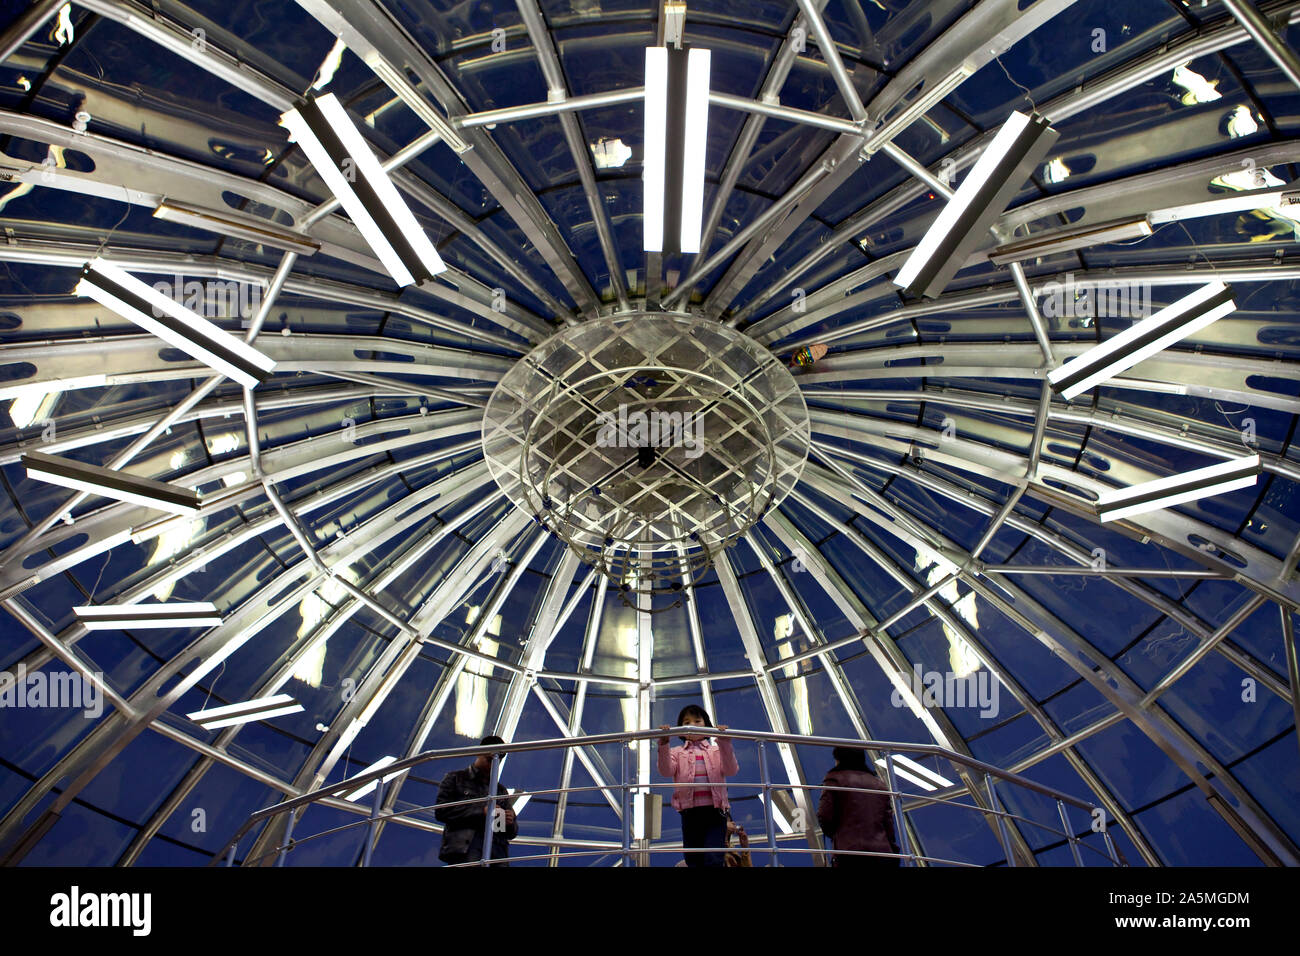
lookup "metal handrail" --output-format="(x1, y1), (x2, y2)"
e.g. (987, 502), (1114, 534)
(230, 780), (1113, 869)
(212, 727), (1119, 867)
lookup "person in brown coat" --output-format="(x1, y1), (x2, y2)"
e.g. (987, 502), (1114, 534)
(817, 747), (902, 867)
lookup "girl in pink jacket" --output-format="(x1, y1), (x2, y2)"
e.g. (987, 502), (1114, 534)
(657, 705), (739, 867)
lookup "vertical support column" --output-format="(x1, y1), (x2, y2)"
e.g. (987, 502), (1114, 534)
(985, 773), (1017, 867)
(621, 742), (633, 867)
(1281, 605), (1300, 764)
(480, 752), (501, 866)
(758, 741), (779, 867)
(224, 843), (237, 867)
(275, 808), (298, 867)
(361, 780), (385, 868)
(634, 566), (653, 858)
(1102, 826), (1122, 867)
(1057, 799), (1083, 867)
(883, 753), (914, 866)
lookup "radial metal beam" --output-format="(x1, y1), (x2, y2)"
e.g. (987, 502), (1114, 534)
(0, 463), (500, 861)
(1221, 0), (1300, 91)
(514, 0), (628, 311)
(294, 0), (599, 315)
(804, 413), (1300, 608)
(241, 511), (538, 864)
(796, 465), (1299, 864)
(714, 551), (828, 865)
(760, 512), (1057, 866)
(698, 0), (828, 258)
(550, 574), (609, 865)
(740, 14), (1300, 327)
(793, 0), (867, 123)
(809, 447), (1291, 704)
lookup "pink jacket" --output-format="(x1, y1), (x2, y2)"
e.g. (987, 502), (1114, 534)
(657, 736), (740, 811)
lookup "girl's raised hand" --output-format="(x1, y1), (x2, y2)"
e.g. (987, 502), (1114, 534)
(658, 724), (671, 746)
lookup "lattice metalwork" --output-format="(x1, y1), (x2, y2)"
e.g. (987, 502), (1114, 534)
(483, 313), (810, 598)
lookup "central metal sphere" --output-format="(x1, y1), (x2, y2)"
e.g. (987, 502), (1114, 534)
(482, 312), (810, 596)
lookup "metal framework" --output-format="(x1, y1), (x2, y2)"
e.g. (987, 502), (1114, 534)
(0, 0), (1297, 868)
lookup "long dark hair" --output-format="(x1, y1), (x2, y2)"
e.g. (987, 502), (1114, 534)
(677, 704), (713, 742)
(831, 746), (871, 772)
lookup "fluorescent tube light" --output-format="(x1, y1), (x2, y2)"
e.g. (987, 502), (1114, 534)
(280, 93), (445, 287)
(153, 201), (321, 256)
(988, 217), (1153, 266)
(643, 47), (667, 253)
(643, 45), (711, 254)
(0, 374), (108, 403)
(75, 601), (221, 629)
(876, 754), (954, 791)
(876, 758), (937, 791)
(1147, 186), (1299, 224)
(890, 753), (954, 788)
(75, 258), (276, 390)
(187, 693), (305, 729)
(1096, 454), (1261, 523)
(863, 67), (972, 156)
(1047, 281), (1236, 400)
(757, 793), (794, 834)
(894, 110), (1059, 298)
(507, 786), (530, 815)
(23, 449), (201, 516)
(343, 755), (403, 802)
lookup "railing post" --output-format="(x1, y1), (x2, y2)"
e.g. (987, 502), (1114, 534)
(480, 752), (501, 866)
(361, 780), (385, 868)
(621, 741), (632, 868)
(1057, 799), (1083, 867)
(984, 773), (1016, 867)
(275, 808), (297, 867)
(224, 842), (236, 867)
(1102, 824), (1121, 866)
(883, 753), (915, 867)
(758, 740), (779, 867)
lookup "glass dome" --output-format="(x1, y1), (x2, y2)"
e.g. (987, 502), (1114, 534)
(0, 0), (1297, 869)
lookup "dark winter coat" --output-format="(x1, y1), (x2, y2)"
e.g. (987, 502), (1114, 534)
(435, 765), (518, 863)
(817, 768), (900, 864)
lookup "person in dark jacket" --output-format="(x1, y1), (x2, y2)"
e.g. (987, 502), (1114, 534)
(435, 735), (518, 866)
(817, 746), (901, 867)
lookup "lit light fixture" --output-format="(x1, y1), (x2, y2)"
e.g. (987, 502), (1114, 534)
(74, 601), (222, 629)
(988, 217), (1154, 265)
(186, 693), (304, 729)
(23, 449), (201, 515)
(75, 258), (276, 390)
(342, 755), (403, 802)
(1096, 454), (1261, 522)
(1047, 281), (1236, 400)
(1171, 61), (1221, 105)
(507, 786), (530, 815)
(1147, 186), (1298, 224)
(279, 93), (446, 287)
(757, 792), (795, 834)
(876, 754), (954, 791)
(153, 200), (321, 256)
(7, 390), (59, 429)
(894, 111), (1059, 298)
(590, 137), (633, 169)
(862, 67), (972, 156)
(643, 45), (711, 254)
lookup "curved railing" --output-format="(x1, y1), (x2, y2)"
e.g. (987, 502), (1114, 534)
(211, 728), (1127, 867)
